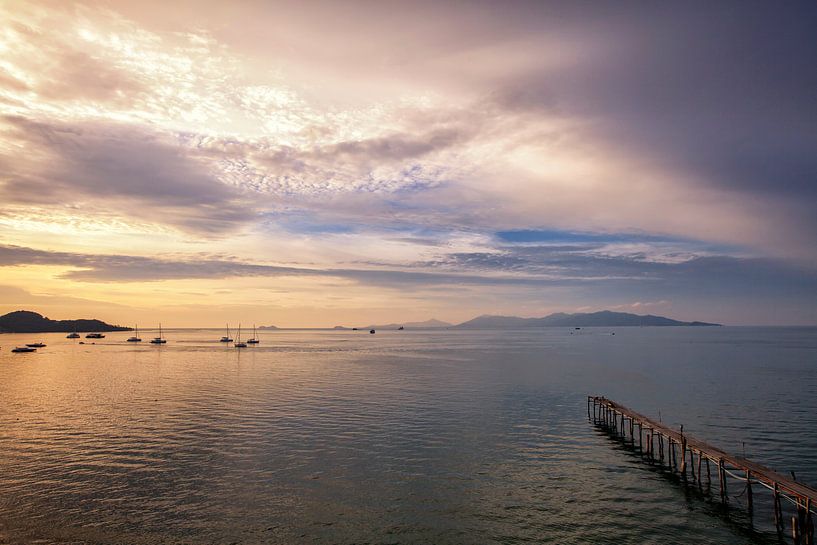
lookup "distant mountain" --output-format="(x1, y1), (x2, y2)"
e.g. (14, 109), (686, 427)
(364, 318), (453, 330)
(454, 311), (720, 329)
(0, 310), (130, 333)
(258, 325), (278, 330)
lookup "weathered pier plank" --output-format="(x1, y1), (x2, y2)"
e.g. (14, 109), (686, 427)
(588, 395), (816, 544)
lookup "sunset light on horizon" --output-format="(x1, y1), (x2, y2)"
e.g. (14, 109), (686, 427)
(1, 1), (816, 326)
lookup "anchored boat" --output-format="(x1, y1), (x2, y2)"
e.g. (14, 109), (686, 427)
(150, 324), (167, 344)
(234, 324), (247, 348)
(127, 324), (142, 342)
(247, 324), (260, 344)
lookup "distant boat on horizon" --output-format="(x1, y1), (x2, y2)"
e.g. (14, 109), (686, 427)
(234, 324), (247, 348)
(25, 342), (46, 348)
(127, 324), (142, 342)
(247, 324), (259, 344)
(86, 333), (105, 339)
(12, 346), (36, 353)
(150, 324), (167, 344)
(220, 324), (233, 343)
(67, 332), (80, 339)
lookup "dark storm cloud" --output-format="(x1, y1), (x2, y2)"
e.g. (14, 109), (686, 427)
(0, 116), (255, 235)
(0, 244), (573, 286)
(500, 2), (817, 204)
(254, 127), (470, 176)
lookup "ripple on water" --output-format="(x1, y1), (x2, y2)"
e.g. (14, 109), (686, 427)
(0, 327), (815, 544)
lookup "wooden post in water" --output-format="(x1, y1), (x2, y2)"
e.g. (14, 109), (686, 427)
(794, 513), (801, 545)
(638, 422), (643, 452)
(774, 482), (782, 531)
(746, 469), (753, 514)
(696, 452), (703, 485)
(690, 448), (696, 481)
(658, 434), (664, 463)
(806, 498), (814, 545)
(705, 457), (711, 483)
(680, 431), (687, 476)
(718, 458), (727, 501)
(795, 499), (806, 545)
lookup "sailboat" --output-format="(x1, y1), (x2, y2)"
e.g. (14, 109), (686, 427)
(67, 332), (80, 339)
(26, 342), (46, 348)
(234, 323), (247, 348)
(127, 324), (142, 342)
(219, 324), (233, 342)
(150, 323), (167, 344)
(247, 324), (260, 344)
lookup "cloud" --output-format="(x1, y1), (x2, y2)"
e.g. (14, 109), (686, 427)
(0, 116), (256, 235)
(0, 284), (128, 310)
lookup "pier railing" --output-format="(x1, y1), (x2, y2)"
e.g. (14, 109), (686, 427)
(588, 395), (816, 544)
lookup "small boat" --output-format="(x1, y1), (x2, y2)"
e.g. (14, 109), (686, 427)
(234, 324), (247, 348)
(127, 324), (141, 342)
(86, 333), (105, 339)
(26, 342), (46, 348)
(398, 326), (404, 330)
(150, 323), (167, 344)
(219, 324), (233, 343)
(370, 329), (375, 334)
(12, 346), (36, 353)
(247, 324), (260, 344)
(67, 332), (80, 339)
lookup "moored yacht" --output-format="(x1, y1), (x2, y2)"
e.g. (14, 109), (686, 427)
(219, 324), (233, 343)
(247, 324), (260, 344)
(67, 332), (80, 339)
(150, 323), (167, 344)
(234, 324), (247, 348)
(26, 342), (46, 348)
(12, 346), (36, 353)
(127, 324), (142, 342)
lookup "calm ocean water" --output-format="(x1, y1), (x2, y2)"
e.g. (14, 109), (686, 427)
(0, 327), (815, 544)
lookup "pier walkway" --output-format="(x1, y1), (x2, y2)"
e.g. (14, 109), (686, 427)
(588, 395), (816, 544)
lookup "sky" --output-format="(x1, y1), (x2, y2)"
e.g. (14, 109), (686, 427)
(0, 0), (816, 327)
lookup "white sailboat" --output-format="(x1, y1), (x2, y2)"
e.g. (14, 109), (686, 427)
(234, 323), (247, 348)
(219, 324), (233, 342)
(150, 323), (167, 344)
(247, 324), (260, 344)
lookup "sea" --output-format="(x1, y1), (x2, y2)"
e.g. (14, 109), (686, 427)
(0, 326), (815, 544)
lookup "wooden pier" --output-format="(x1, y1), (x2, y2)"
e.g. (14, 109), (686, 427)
(588, 395), (816, 544)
